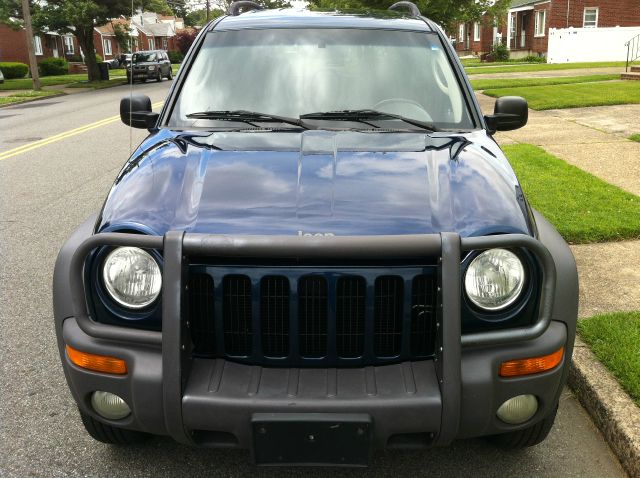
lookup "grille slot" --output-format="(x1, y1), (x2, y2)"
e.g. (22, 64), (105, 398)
(336, 276), (365, 358)
(298, 276), (328, 358)
(188, 273), (215, 355)
(411, 275), (437, 357)
(223, 275), (252, 356)
(260, 276), (290, 357)
(374, 276), (404, 357)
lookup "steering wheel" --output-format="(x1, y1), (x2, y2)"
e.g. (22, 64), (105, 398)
(372, 98), (433, 122)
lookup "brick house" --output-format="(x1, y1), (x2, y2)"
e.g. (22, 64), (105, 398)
(0, 23), (80, 65)
(454, 0), (640, 58)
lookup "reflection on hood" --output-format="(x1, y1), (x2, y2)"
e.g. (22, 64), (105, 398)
(98, 130), (529, 237)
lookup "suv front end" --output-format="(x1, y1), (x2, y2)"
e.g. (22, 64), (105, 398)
(53, 3), (578, 466)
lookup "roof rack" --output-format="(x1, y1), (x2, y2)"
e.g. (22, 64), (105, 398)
(388, 1), (421, 17)
(228, 1), (264, 16)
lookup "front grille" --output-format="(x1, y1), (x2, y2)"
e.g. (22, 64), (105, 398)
(188, 269), (438, 367)
(261, 276), (290, 357)
(336, 276), (365, 358)
(374, 276), (404, 357)
(223, 275), (252, 356)
(298, 276), (328, 358)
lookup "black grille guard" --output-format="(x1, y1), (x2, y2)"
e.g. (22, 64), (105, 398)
(67, 231), (556, 446)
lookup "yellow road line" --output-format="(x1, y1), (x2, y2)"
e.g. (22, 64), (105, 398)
(0, 101), (164, 162)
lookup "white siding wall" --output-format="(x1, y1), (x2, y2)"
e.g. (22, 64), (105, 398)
(548, 26), (640, 63)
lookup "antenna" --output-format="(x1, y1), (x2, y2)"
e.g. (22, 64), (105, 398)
(388, 1), (421, 17)
(228, 1), (264, 16)
(129, 0), (134, 155)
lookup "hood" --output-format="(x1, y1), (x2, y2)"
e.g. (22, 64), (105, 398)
(97, 130), (531, 237)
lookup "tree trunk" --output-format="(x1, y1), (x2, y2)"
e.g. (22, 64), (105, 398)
(75, 25), (101, 82)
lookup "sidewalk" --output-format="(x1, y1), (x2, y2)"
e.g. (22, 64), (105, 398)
(476, 93), (640, 197)
(477, 91), (640, 477)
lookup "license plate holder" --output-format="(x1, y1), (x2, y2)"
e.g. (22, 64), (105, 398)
(252, 413), (372, 466)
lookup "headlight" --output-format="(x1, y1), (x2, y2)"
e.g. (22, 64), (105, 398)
(102, 247), (161, 309)
(464, 248), (525, 311)
(147, 65), (156, 70)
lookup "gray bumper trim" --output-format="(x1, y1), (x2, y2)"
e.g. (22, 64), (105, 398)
(67, 231), (556, 446)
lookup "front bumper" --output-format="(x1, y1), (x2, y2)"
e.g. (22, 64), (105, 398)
(53, 219), (578, 460)
(62, 316), (567, 450)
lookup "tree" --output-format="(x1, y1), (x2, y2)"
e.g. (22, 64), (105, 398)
(33, 0), (134, 81)
(0, 0), (24, 29)
(175, 28), (198, 54)
(308, 0), (509, 32)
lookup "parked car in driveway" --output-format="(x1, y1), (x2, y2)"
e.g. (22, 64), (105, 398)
(126, 50), (172, 82)
(54, 1), (578, 467)
(0, 69), (4, 84)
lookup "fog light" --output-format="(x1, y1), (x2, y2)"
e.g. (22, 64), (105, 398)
(496, 394), (538, 425)
(91, 391), (131, 420)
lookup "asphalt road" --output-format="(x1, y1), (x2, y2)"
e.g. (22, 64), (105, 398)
(0, 82), (628, 477)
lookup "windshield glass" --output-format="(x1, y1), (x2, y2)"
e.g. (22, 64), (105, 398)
(133, 52), (156, 63)
(170, 28), (474, 130)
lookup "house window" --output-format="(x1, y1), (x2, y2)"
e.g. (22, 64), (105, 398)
(103, 38), (112, 56)
(583, 7), (598, 28)
(534, 9), (546, 37)
(459, 24), (465, 42)
(148, 38), (155, 50)
(33, 35), (43, 55)
(474, 22), (481, 42)
(63, 35), (74, 54)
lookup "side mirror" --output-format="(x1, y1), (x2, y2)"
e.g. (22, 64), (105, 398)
(120, 94), (159, 129)
(484, 96), (528, 134)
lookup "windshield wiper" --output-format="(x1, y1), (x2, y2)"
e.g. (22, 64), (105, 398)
(186, 110), (312, 130)
(300, 109), (440, 132)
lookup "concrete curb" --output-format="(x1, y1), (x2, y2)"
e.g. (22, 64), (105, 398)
(569, 337), (640, 478)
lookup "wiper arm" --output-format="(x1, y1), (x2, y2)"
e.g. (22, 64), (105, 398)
(186, 110), (312, 129)
(300, 109), (439, 132)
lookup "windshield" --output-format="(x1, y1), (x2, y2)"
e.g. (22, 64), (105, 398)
(170, 28), (474, 130)
(133, 52), (156, 63)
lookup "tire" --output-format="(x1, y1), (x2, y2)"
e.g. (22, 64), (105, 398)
(489, 402), (558, 449)
(156, 70), (162, 82)
(167, 68), (172, 80)
(79, 410), (151, 445)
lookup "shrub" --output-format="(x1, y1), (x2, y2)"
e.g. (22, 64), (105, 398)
(490, 42), (510, 62)
(0, 61), (29, 79)
(168, 50), (184, 63)
(39, 57), (69, 76)
(94, 54), (103, 63)
(68, 54), (84, 62)
(175, 29), (198, 54)
(518, 54), (546, 63)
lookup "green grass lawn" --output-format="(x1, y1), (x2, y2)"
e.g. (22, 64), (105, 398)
(0, 69), (127, 91)
(504, 144), (640, 243)
(630, 134), (640, 143)
(484, 81), (640, 110)
(578, 312), (640, 406)
(464, 60), (634, 75)
(470, 74), (619, 90)
(0, 90), (60, 106)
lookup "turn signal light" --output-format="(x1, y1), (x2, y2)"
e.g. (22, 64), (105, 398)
(499, 346), (564, 377)
(66, 345), (128, 375)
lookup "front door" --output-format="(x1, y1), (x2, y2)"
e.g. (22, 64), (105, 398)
(521, 14), (528, 48)
(51, 36), (59, 57)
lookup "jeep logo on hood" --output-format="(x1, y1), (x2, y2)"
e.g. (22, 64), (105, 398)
(298, 230), (335, 237)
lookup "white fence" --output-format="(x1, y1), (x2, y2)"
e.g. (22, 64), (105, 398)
(547, 26), (640, 63)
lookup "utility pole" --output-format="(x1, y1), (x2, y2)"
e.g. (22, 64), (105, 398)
(21, 0), (41, 91)
(206, 0), (211, 21)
